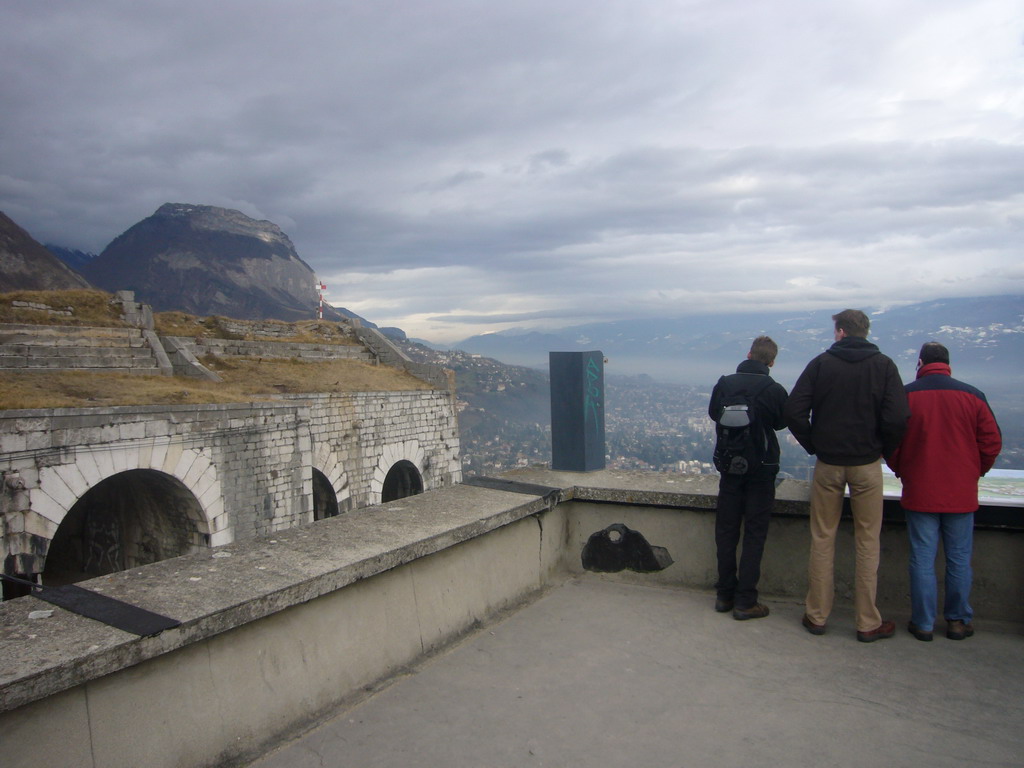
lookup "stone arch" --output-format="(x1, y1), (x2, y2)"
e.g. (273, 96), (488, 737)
(381, 460), (424, 503)
(44, 469), (208, 586)
(371, 440), (426, 505)
(312, 442), (352, 521)
(312, 469), (339, 520)
(24, 439), (225, 561)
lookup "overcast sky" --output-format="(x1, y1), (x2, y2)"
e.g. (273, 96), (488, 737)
(2, 0), (1022, 342)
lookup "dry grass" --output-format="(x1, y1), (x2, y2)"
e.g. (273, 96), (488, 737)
(154, 313), (361, 345)
(0, 291), (419, 410)
(151, 311), (210, 337)
(208, 356), (432, 393)
(0, 290), (359, 346)
(0, 358), (432, 411)
(0, 290), (125, 327)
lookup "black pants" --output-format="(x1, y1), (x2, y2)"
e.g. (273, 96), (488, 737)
(715, 474), (775, 610)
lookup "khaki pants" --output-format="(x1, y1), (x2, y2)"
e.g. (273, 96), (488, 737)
(806, 459), (884, 632)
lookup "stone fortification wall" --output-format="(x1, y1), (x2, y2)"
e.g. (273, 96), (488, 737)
(0, 390), (461, 580)
(0, 293), (462, 588)
(0, 402), (311, 577)
(299, 391), (461, 513)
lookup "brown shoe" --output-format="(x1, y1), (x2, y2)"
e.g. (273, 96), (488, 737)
(715, 597), (734, 613)
(907, 622), (933, 642)
(802, 614), (826, 635)
(946, 620), (975, 640)
(733, 603), (769, 620)
(857, 620), (896, 643)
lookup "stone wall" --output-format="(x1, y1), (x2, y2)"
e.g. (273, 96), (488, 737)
(1, 390), (461, 581)
(299, 391), (462, 512)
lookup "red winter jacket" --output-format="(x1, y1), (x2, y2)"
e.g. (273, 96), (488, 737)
(888, 363), (1002, 513)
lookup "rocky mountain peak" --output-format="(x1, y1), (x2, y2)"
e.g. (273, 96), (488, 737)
(153, 203), (293, 248)
(82, 203), (333, 322)
(0, 210), (92, 292)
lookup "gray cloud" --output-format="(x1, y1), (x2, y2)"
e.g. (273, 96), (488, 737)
(2, 0), (1022, 343)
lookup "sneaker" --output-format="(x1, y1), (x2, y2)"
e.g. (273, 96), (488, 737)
(802, 614), (827, 636)
(714, 598), (734, 613)
(733, 603), (769, 620)
(907, 622), (933, 642)
(857, 620), (896, 643)
(946, 620), (975, 641)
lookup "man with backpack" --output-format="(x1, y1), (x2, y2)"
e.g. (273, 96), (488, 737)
(784, 309), (909, 642)
(709, 335), (789, 620)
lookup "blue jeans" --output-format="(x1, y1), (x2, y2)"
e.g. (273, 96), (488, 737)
(905, 509), (974, 631)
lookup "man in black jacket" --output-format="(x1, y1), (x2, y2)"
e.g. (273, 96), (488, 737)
(709, 336), (789, 620)
(785, 309), (909, 642)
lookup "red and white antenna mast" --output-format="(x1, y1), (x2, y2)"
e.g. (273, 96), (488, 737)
(315, 279), (327, 319)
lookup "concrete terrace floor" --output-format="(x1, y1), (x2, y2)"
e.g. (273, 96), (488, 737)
(247, 577), (1024, 768)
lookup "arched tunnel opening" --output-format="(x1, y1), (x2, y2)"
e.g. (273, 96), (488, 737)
(44, 469), (208, 586)
(381, 460), (424, 503)
(312, 468), (342, 520)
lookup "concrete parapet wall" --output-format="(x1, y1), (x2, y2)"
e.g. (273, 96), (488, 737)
(1, 469), (1020, 768)
(0, 484), (563, 768)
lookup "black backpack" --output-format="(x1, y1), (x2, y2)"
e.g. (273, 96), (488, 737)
(712, 376), (774, 476)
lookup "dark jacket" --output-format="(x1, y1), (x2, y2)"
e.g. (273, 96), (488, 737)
(709, 358), (788, 480)
(887, 362), (1002, 513)
(784, 337), (909, 466)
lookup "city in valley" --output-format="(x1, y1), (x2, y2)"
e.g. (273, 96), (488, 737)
(400, 342), (1024, 482)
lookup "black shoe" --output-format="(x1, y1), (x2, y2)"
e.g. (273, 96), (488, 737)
(946, 620), (975, 640)
(907, 622), (933, 642)
(733, 603), (769, 620)
(715, 597), (734, 613)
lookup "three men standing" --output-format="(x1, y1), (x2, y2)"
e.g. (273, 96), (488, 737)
(888, 342), (1002, 641)
(709, 336), (788, 620)
(784, 310), (909, 642)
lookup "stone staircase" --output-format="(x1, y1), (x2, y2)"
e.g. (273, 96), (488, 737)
(0, 323), (163, 375)
(186, 337), (377, 363)
(0, 313), (448, 392)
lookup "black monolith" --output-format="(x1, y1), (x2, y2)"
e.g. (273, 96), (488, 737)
(550, 350), (605, 471)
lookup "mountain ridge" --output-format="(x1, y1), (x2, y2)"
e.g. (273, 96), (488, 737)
(0, 210), (93, 292)
(81, 203), (339, 322)
(450, 296), (1024, 387)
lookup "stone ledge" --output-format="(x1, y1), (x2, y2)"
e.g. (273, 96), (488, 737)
(504, 467), (811, 513)
(0, 482), (554, 712)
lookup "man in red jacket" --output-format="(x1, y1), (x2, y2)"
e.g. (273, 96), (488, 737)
(888, 342), (1002, 642)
